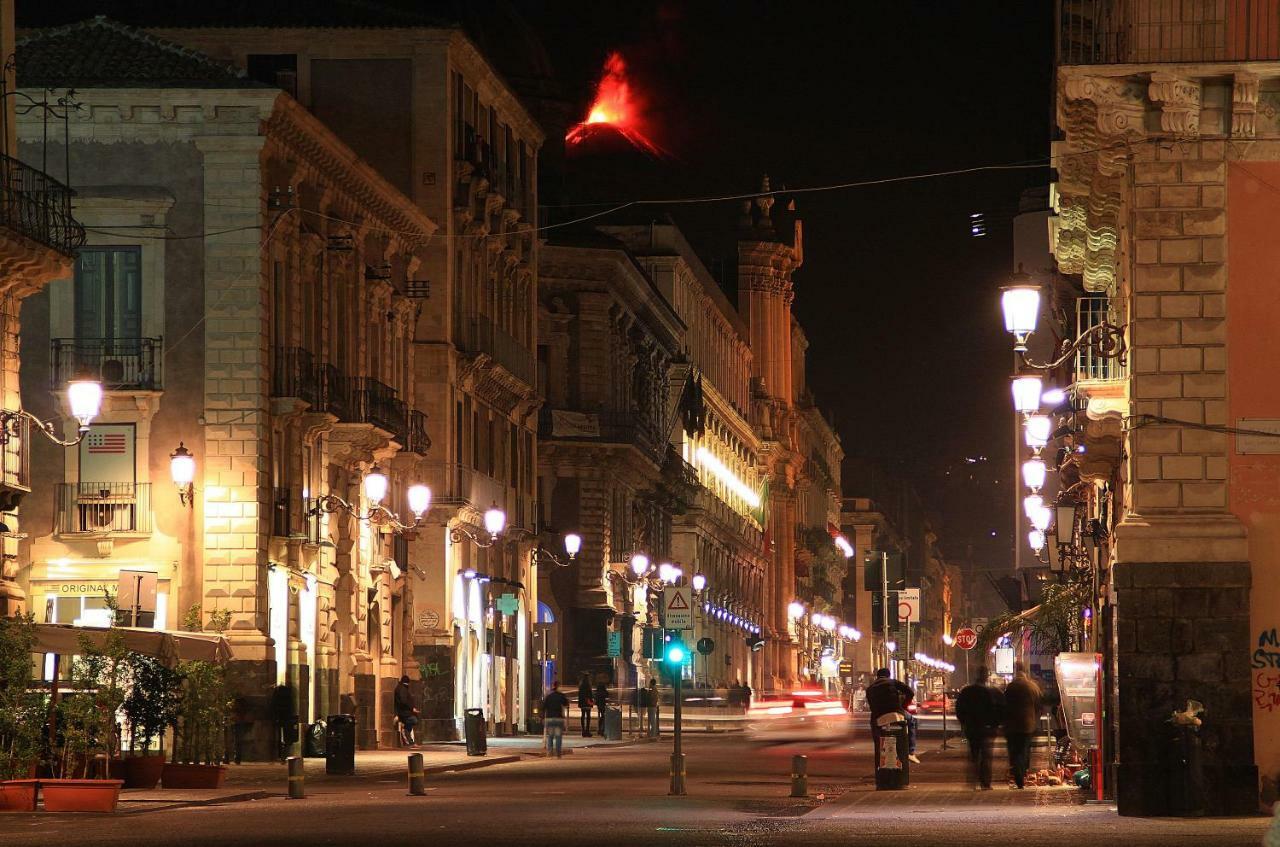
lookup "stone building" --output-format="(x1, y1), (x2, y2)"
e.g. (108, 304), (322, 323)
(14, 19), (437, 754)
(155, 20), (543, 739)
(0, 0), (85, 617)
(1050, 2), (1278, 813)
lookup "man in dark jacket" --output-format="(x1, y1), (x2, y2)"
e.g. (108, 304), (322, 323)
(594, 679), (610, 736)
(577, 673), (594, 737)
(955, 666), (1004, 790)
(864, 667), (914, 757)
(542, 681), (570, 758)
(1002, 664), (1043, 788)
(393, 675), (419, 747)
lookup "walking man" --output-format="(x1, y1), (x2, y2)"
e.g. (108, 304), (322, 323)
(542, 681), (570, 758)
(955, 666), (1003, 790)
(864, 668), (915, 763)
(393, 675), (419, 747)
(577, 672), (594, 737)
(646, 679), (659, 738)
(595, 677), (610, 737)
(1003, 663), (1043, 788)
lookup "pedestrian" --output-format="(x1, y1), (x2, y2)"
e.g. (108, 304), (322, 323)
(594, 677), (610, 736)
(1002, 663), (1043, 788)
(955, 666), (1004, 790)
(230, 695), (252, 765)
(740, 681), (752, 712)
(393, 674), (419, 747)
(577, 672), (594, 737)
(646, 678), (659, 738)
(270, 683), (297, 762)
(864, 668), (915, 763)
(542, 680), (570, 758)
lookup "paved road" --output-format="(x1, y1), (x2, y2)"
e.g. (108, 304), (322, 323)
(1, 735), (1270, 846)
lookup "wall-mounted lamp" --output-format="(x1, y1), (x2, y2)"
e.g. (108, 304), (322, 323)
(0, 379), (103, 448)
(450, 502), (507, 548)
(169, 442), (195, 507)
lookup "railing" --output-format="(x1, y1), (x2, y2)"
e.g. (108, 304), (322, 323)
(407, 409), (431, 455)
(1058, 0), (1280, 64)
(0, 153), (85, 256)
(1075, 295), (1128, 382)
(51, 338), (162, 391)
(351, 377), (409, 441)
(55, 482), (151, 534)
(271, 486), (297, 537)
(271, 347), (320, 405)
(317, 363), (352, 421)
(538, 407), (666, 460)
(1, 413), (30, 492)
(457, 316), (536, 387)
(422, 462), (533, 528)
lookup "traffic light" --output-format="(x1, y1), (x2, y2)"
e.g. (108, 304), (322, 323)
(863, 551), (905, 591)
(641, 626), (664, 659)
(871, 590), (900, 633)
(665, 637), (687, 664)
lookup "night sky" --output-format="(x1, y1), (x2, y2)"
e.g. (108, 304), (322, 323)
(19, 0), (1053, 573)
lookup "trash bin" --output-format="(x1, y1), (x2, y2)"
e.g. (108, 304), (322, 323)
(305, 719), (327, 758)
(602, 706), (623, 741)
(874, 718), (911, 790)
(464, 708), (487, 756)
(325, 714), (356, 775)
(1167, 723), (1206, 816)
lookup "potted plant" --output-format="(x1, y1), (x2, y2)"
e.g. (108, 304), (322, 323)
(0, 614), (43, 811)
(162, 659), (230, 788)
(120, 654), (180, 789)
(43, 615), (126, 812)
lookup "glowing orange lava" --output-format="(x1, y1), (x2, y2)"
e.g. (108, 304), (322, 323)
(566, 51), (663, 157)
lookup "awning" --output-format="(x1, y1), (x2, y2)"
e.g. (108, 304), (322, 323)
(32, 624), (232, 666)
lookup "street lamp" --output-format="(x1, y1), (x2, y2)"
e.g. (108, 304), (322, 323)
(311, 469), (432, 535)
(1011, 375), (1043, 416)
(169, 442), (195, 507)
(787, 601), (805, 620)
(1056, 504), (1077, 546)
(1028, 529), (1046, 552)
(483, 503), (506, 539)
(833, 535), (854, 557)
(564, 533), (582, 559)
(1000, 274), (1041, 352)
(691, 573), (707, 592)
(657, 562), (675, 583)
(407, 484), (432, 520)
(363, 465), (389, 506)
(0, 379), (103, 448)
(630, 552), (651, 578)
(1023, 494), (1044, 519)
(1030, 505), (1052, 533)
(533, 531), (582, 568)
(1021, 457), (1047, 492)
(999, 275), (1126, 369)
(1024, 415), (1052, 450)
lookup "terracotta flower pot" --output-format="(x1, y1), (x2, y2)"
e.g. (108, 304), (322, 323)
(123, 755), (166, 789)
(0, 779), (40, 812)
(160, 763), (226, 789)
(40, 779), (124, 812)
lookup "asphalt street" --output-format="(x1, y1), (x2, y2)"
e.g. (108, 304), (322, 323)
(1, 732), (1271, 846)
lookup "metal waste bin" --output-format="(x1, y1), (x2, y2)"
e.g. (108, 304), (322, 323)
(874, 719), (911, 790)
(464, 708), (487, 756)
(1167, 723), (1205, 816)
(602, 706), (623, 740)
(325, 714), (356, 775)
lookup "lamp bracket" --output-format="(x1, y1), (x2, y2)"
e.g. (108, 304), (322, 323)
(1019, 321), (1127, 372)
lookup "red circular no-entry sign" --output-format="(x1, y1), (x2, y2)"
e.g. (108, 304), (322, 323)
(955, 628), (978, 651)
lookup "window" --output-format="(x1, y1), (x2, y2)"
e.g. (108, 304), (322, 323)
(75, 248), (141, 341)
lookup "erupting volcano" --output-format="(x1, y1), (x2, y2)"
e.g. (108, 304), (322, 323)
(565, 51), (665, 157)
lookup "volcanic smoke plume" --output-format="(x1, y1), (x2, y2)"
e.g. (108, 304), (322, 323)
(565, 51), (665, 157)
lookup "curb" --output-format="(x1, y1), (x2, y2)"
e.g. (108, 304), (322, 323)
(423, 754), (521, 775)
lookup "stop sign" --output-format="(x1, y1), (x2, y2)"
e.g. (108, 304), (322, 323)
(955, 628), (978, 650)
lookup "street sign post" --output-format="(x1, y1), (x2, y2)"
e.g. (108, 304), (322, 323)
(954, 628), (978, 650)
(897, 588), (921, 624)
(663, 586), (693, 630)
(607, 630), (622, 658)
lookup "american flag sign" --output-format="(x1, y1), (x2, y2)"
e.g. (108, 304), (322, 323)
(87, 432), (128, 454)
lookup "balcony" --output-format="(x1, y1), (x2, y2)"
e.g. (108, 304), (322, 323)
(457, 316), (535, 387)
(422, 462), (533, 529)
(271, 347), (320, 406)
(406, 409), (431, 455)
(0, 153), (85, 256)
(1074, 295), (1128, 383)
(55, 482), (152, 534)
(1059, 0), (1280, 64)
(0, 414), (31, 510)
(351, 378), (409, 442)
(538, 408), (666, 461)
(317, 363), (352, 420)
(51, 338), (162, 391)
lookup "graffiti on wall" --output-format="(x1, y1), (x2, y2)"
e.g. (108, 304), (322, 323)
(1253, 628), (1280, 712)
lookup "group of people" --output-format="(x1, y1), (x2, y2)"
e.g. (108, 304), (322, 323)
(538, 673), (614, 758)
(955, 663), (1043, 789)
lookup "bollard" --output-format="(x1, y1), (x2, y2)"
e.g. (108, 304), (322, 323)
(791, 754), (808, 798)
(287, 755), (305, 799)
(669, 752), (687, 796)
(407, 753), (426, 796)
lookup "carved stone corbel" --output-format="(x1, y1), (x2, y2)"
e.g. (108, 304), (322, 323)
(1148, 73), (1202, 137)
(1232, 72), (1260, 139)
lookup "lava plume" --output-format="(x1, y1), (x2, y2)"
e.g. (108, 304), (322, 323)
(565, 51), (665, 157)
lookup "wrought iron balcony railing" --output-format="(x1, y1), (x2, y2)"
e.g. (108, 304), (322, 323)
(1059, 0), (1280, 64)
(271, 347), (320, 406)
(51, 338), (163, 391)
(1075, 295), (1128, 382)
(317, 363), (352, 421)
(407, 409), (431, 455)
(0, 153), (85, 256)
(55, 482), (152, 534)
(0, 413), (30, 505)
(351, 377), (409, 441)
(456, 316), (535, 387)
(538, 407), (665, 460)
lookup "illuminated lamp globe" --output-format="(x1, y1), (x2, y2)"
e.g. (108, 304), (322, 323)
(1024, 415), (1052, 449)
(363, 466), (389, 506)
(1021, 458), (1047, 492)
(1001, 280), (1041, 349)
(1028, 529), (1046, 552)
(811, 612), (823, 626)
(630, 553), (650, 577)
(407, 484), (432, 519)
(787, 601), (805, 620)
(691, 573), (707, 592)
(67, 379), (103, 429)
(1041, 388), (1067, 407)
(886, 640), (898, 653)
(1030, 505), (1053, 532)
(483, 503), (506, 538)
(670, 566), (684, 583)
(851, 629), (862, 641)
(821, 616), (836, 632)
(1023, 494), (1044, 519)
(169, 443), (195, 486)
(942, 633), (955, 646)
(657, 562), (674, 583)
(563, 533), (582, 559)
(1011, 375), (1043, 415)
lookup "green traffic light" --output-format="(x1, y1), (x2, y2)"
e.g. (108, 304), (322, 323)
(666, 643), (686, 663)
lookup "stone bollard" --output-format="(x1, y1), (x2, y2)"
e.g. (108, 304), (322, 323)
(791, 754), (808, 798)
(287, 755), (305, 799)
(408, 753), (426, 796)
(669, 753), (687, 796)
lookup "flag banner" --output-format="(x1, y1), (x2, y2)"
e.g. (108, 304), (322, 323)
(550, 410), (600, 437)
(79, 424), (136, 484)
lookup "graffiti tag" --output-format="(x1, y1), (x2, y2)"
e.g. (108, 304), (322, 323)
(1254, 630), (1280, 713)
(419, 661), (446, 679)
(1253, 628), (1280, 669)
